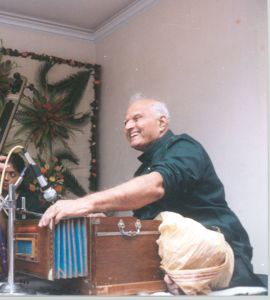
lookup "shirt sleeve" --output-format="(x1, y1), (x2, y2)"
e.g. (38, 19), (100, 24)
(150, 139), (205, 197)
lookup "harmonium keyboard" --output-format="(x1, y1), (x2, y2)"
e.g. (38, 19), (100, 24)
(15, 216), (166, 295)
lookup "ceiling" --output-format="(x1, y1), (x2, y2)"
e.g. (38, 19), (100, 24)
(0, 0), (158, 41)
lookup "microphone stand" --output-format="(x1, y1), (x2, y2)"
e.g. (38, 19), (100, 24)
(0, 161), (55, 295)
(7, 184), (16, 293)
(0, 184), (28, 295)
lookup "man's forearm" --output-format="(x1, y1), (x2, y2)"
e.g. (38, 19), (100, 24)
(38, 171), (165, 227)
(84, 171), (165, 213)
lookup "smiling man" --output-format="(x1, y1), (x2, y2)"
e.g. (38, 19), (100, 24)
(38, 93), (264, 294)
(124, 97), (169, 151)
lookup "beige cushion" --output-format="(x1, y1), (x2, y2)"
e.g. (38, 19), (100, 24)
(155, 211), (234, 295)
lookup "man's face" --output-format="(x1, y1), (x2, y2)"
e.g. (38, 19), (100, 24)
(124, 99), (167, 151)
(1, 164), (20, 191)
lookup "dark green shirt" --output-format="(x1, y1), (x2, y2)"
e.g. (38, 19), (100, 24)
(133, 130), (263, 287)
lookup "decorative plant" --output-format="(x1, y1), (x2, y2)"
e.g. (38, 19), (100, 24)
(1, 45), (101, 191)
(14, 62), (93, 197)
(0, 53), (15, 111)
(15, 62), (91, 159)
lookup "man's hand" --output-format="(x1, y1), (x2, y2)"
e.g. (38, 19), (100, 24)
(38, 198), (107, 227)
(38, 198), (91, 227)
(164, 274), (183, 295)
(0, 156), (7, 171)
(87, 212), (106, 218)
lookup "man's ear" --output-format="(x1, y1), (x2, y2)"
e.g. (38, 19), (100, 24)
(159, 116), (168, 133)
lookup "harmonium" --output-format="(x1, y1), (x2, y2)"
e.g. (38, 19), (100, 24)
(14, 216), (166, 295)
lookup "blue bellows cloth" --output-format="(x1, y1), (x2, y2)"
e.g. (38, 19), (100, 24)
(54, 218), (88, 279)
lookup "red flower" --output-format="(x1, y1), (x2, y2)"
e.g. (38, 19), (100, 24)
(43, 103), (53, 111)
(54, 185), (63, 193)
(29, 183), (36, 192)
(40, 167), (47, 174)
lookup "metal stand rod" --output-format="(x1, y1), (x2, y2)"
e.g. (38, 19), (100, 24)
(0, 184), (27, 295)
(0, 168), (32, 294)
(7, 183), (16, 293)
(16, 208), (42, 218)
(21, 197), (26, 220)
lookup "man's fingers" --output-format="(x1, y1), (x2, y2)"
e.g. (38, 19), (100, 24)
(164, 274), (182, 295)
(38, 213), (52, 227)
(38, 204), (58, 227)
(168, 287), (180, 295)
(38, 201), (70, 227)
(0, 156), (7, 171)
(164, 274), (173, 284)
(87, 213), (106, 218)
(54, 210), (66, 224)
(38, 199), (89, 227)
(38, 216), (47, 227)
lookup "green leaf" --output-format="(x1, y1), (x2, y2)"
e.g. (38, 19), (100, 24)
(54, 149), (79, 165)
(61, 71), (91, 114)
(63, 169), (86, 197)
(67, 112), (90, 126)
(13, 125), (31, 138)
(37, 62), (54, 92)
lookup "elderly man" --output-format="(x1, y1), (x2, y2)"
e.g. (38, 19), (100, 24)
(38, 94), (264, 294)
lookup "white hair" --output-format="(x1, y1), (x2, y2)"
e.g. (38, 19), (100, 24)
(129, 92), (170, 121)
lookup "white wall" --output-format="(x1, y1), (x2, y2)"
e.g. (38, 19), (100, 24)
(0, 23), (96, 62)
(96, 0), (268, 274)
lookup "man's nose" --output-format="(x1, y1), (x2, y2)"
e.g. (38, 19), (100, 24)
(125, 119), (135, 131)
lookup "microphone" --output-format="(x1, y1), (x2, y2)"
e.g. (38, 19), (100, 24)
(23, 151), (58, 202)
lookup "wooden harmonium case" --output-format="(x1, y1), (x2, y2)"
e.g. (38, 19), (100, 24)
(15, 218), (88, 280)
(15, 216), (166, 295)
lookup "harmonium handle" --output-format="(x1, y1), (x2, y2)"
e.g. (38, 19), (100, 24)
(117, 219), (142, 237)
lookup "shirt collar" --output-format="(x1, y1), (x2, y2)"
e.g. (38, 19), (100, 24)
(137, 130), (174, 163)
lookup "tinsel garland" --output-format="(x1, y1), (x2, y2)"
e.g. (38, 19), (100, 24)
(89, 65), (101, 191)
(0, 46), (101, 191)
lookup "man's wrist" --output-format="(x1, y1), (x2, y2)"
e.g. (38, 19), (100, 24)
(79, 194), (96, 214)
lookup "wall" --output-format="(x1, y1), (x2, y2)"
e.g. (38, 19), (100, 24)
(0, 24), (96, 62)
(96, 0), (268, 274)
